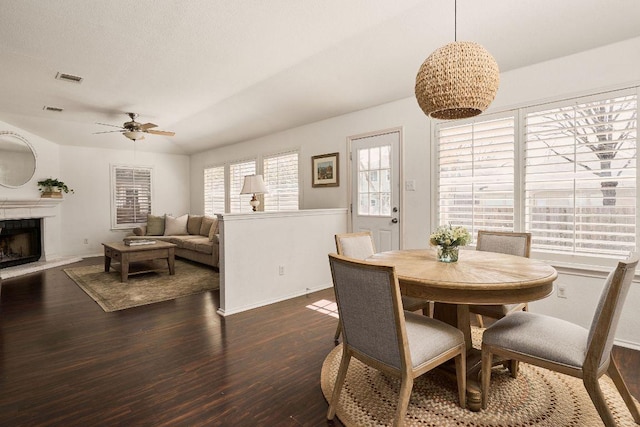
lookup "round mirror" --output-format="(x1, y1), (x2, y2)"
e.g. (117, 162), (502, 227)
(0, 131), (37, 187)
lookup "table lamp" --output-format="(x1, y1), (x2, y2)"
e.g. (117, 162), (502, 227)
(240, 174), (268, 211)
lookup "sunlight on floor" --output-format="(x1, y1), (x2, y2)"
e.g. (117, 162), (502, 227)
(306, 299), (339, 318)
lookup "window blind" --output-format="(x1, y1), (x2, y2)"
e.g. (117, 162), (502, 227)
(263, 151), (299, 211)
(204, 166), (225, 216)
(112, 166), (152, 228)
(436, 116), (516, 239)
(229, 160), (256, 213)
(524, 93), (637, 256)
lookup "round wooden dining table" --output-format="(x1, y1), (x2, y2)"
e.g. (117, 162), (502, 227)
(366, 248), (558, 411)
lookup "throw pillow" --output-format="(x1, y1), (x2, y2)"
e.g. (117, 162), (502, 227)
(146, 214), (165, 236)
(187, 215), (203, 235)
(200, 216), (215, 236)
(208, 218), (219, 242)
(164, 214), (189, 236)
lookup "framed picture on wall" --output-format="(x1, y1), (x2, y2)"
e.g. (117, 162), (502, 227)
(311, 152), (339, 187)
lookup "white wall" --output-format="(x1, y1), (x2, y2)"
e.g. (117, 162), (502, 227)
(217, 209), (347, 316)
(0, 120), (191, 259)
(0, 121), (64, 257)
(59, 145), (190, 257)
(191, 36), (640, 347)
(0, 121), (62, 200)
(189, 97), (431, 250)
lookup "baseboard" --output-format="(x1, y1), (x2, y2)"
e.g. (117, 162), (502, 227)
(217, 283), (332, 317)
(614, 338), (640, 352)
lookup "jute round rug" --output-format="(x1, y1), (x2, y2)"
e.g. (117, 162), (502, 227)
(321, 329), (639, 426)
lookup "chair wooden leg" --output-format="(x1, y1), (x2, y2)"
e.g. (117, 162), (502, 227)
(509, 360), (519, 378)
(327, 347), (351, 420)
(333, 321), (342, 343)
(583, 375), (617, 427)
(607, 357), (640, 423)
(428, 301), (435, 318)
(476, 313), (485, 328)
(454, 351), (466, 409)
(481, 348), (493, 410)
(394, 374), (414, 427)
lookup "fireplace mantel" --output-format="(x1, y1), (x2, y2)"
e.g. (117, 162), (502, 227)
(0, 197), (80, 279)
(0, 198), (63, 219)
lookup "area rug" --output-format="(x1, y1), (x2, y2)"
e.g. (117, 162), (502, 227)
(64, 259), (219, 312)
(321, 328), (639, 426)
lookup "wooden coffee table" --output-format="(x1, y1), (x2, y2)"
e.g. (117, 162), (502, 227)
(102, 241), (177, 283)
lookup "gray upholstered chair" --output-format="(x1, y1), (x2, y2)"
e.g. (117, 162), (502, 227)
(481, 253), (640, 427)
(333, 232), (433, 342)
(327, 253), (466, 425)
(470, 230), (532, 328)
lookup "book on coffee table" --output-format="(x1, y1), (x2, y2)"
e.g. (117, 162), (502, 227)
(124, 239), (156, 246)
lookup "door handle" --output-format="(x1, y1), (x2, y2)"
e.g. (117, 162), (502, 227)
(391, 218), (398, 224)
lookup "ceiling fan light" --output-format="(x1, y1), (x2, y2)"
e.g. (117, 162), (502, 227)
(123, 130), (144, 141)
(415, 41), (500, 120)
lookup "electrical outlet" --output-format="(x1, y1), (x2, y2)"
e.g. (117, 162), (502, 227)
(279, 265), (285, 275)
(557, 285), (567, 299)
(83, 238), (89, 245)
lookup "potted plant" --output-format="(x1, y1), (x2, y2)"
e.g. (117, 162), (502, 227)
(37, 178), (74, 198)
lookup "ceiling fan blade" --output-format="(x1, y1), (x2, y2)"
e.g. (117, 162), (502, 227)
(139, 122), (158, 130)
(93, 130), (125, 134)
(146, 129), (175, 136)
(95, 122), (125, 129)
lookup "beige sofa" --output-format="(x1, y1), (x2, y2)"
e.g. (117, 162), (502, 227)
(125, 214), (219, 268)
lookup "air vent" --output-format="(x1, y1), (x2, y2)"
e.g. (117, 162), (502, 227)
(55, 72), (83, 83)
(43, 106), (64, 112)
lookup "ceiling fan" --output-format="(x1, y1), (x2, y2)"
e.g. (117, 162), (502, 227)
(94, 112), (175, 141)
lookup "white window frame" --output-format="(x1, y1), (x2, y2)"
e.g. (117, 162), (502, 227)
(433, 86), (639, 269)
(204, 149), (301, 215)
(433, 111), (517, 240)
(204, 164), (225, 217)
(263, 150), (300, 211)
(523, 89), (637, 261)
(110, 164), (153, 230)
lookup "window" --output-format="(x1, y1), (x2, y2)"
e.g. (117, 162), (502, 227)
(204, 166), (225, 216)
(263, 151), (299, 211)
(229, 160), (256, 213)
(436, 115), (515, 238)
(358, 145), (392, 216)
(435, 88), (638, 260)
(524, 93), (637, 256)
(111, 165), (152, 229)
(206, 151), (300, 214)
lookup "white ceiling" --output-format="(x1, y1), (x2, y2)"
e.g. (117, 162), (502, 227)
(1, 0), (640, 155)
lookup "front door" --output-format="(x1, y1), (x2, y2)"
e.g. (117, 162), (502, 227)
(349, 129), (401, 252)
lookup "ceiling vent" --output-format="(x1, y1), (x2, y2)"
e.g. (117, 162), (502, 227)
(55, 72), (83, 83)
(43, 106), (64, 112)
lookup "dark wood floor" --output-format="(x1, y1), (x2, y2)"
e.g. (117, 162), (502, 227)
(0, 257), (638, 426)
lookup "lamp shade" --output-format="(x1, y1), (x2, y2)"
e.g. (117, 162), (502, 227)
(123, 130), (145, 141)
(415, 41), (499, 120)
(240, 174), (268, 194)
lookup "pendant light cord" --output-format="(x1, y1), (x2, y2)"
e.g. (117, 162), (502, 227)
(454, 0), (457, 42)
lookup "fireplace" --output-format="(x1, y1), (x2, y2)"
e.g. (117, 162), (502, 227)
(0, 219), (42, 269)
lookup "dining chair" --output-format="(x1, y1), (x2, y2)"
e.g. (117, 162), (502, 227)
(470, 230), (532, 328)
(333, 232), (433, 342)
(327, 253), (466, 426)
(480, 253), (640, 427)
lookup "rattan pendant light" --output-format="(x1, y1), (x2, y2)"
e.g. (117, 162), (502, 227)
(415, 1), (499, 120)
